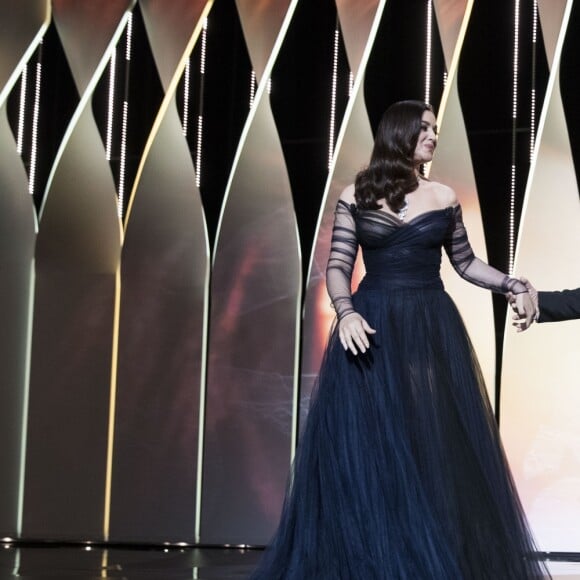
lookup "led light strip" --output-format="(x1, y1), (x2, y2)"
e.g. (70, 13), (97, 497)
(183, 58), (191, 137)
(530, 0), (538, 161)
(117, 13), (133, 217)
(29, 40), (43, 196)
(425, 0), (432, 104)
(16, 66), (28, 155)
(106, 50), (117, 161)
(249, 70), (256, 108)
(328, 24), (339, 169)
(509, 0), (520, 274)
(195, 17), (208, 187)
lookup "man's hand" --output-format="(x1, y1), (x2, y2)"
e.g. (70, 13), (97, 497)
(507, 277), (539, 332)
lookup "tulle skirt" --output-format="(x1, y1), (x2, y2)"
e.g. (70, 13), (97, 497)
(251, 283), (549, 579)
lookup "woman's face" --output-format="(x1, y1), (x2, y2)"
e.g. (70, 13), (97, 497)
(413, 109), (438, 165)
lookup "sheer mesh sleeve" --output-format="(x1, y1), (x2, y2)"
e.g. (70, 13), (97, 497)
(326, 200), (359, 320)
(443, 205), (527, 294)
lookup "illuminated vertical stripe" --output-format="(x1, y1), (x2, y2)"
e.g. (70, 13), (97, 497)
(200, 18), (208, 76)
(106, 50), (117, 161)
(328, 23), (339, 169)
(249, 70), (256, 108)
(118, 101), (129, 218)
(425, 0), (432, 104)
(101, 550), (108, 579)
(530, 0), (538, 161)
(183, 58), (191, 137)
(118, 13), (133, 218)
(16, 66), (28, 155)
(348, 71), (354, 97)
(17, 263), (35, 536)
(29, 40), (43, 196)
(194, 18), (208, 188)
(509, 0), (520, 273)
(103, 269), (121, 541)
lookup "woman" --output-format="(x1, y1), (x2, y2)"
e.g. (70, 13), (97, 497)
(251, 101), (549, 579)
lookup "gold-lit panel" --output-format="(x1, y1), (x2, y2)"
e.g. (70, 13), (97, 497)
(110, 0), (211, 543)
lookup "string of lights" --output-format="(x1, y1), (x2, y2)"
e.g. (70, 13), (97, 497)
(509, 0), (520, 274)
(28, 39), (43, 197)
(195, 17), (208, 188)
(182, 58), (191, 137)
(105, 50), (117, 161)
(530, 0), (538, 161)
(16, 65), (28, 155)
(425, 0), (432, 105)
(117, 12), (133, 218)
(328, 21), (340, 170)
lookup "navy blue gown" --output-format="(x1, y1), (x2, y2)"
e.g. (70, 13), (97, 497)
(251, 201), (550, 579)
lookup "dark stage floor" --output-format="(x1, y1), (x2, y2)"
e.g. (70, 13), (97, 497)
(1, 543), (579, 579)
(0, 544), (261, 579)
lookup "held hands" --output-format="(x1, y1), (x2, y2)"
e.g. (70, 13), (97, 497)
(338, 312), (376, 355)
(507, 277), (539, 332)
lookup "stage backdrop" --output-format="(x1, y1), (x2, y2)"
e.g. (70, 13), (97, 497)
(0, 0), (578, 550)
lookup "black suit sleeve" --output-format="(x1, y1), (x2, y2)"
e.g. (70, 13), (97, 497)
(537, 288), (580, 322)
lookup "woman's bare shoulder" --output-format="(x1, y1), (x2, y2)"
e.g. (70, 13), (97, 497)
(339, 184), (356, 204)
(427, 180), (458, 208)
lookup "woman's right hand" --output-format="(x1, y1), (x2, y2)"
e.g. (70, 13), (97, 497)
(338, 312), (376, 355)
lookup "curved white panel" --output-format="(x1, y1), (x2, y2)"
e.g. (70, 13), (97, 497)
(201, 1), (301, 545)
(500, 0), (580, 552)
(0, 0), (48, 538)
(23, 2), (133, 540)
(429, 0), (496, 399)
(300, 1), (385, 417)
(110, 0), (211, 543)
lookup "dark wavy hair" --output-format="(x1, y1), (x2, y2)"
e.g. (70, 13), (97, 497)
(354, 100), (433, 211)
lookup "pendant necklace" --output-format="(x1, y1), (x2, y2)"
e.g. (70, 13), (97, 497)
(397, 196), (409, 220)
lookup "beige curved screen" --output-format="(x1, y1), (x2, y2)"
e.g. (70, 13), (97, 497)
(500, 0), (580, 551)
(0, 0), (48, 538)
(201, 1), (301, 545)
(300, 0), (382, 425)
(22, 1), (132, 540)
(429, 0), (497, 401)
(109, 0), (212, 544)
